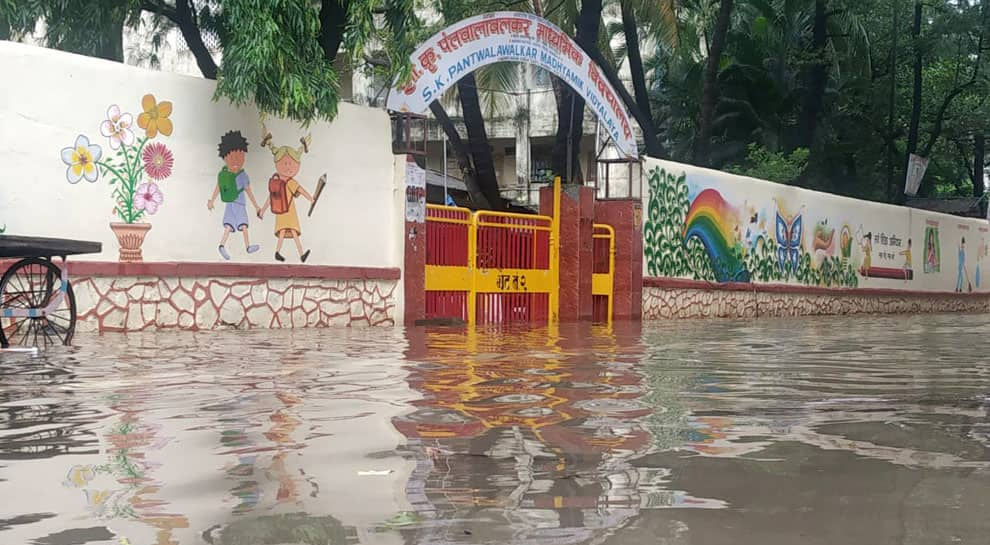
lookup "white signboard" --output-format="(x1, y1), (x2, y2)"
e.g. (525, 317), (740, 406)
(405, 157), (427, 223)
(386, 11), (639, 159)
(904, 153), (928, 196)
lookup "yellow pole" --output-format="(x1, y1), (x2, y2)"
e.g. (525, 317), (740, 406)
(549, 176), (561, 323)
(467, 211), (477, 326)
(607, 228), (615, 325)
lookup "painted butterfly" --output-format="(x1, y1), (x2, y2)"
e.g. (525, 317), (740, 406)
(776, 211), (803, 272)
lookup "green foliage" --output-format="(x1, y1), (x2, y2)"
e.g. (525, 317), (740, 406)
(728, 144), (810, 184)
(216, 1), (340, 125)
(1, 0), (142, 60)
(648, 0), (990, 201)
(2, 0), (419, 125)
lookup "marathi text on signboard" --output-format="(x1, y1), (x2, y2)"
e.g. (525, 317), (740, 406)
(386, 11), (639, 159)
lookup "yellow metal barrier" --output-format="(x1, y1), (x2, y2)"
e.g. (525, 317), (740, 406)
(592, 223), (615, 323)
(425, 178), (563, 326)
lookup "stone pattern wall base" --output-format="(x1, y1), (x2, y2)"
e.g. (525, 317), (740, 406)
(643, 286), (990, 319)
(72, 275), (397, 332)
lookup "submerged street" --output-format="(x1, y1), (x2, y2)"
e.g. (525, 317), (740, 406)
(1, 314), (989, 545)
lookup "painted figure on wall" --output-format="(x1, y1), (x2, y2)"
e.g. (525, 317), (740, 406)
(208, 131), (261, 260)
(924, 226), (941, 273)
(957, 237), (971, 292)
(257, 123), (325, 263)
(860, 232), (873, 274)
(899, 239), (912, 283)
(840, 224), (853, 261)
(976, 239), (987, 288)
(774, 203), (803, 273)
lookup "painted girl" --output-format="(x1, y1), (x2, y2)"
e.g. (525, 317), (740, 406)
(257, 126), (315, 263)
(926, 229), (938, 271)
(860, 232), (873, 274)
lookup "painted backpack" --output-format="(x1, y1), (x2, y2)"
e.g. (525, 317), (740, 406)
(269, 175), (291, 214)
(218, 168), (244, 203)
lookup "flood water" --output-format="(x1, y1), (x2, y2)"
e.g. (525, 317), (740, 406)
(1, 315), (989, 545)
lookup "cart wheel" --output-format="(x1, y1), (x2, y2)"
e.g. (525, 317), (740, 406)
(0, 257), (77, 348)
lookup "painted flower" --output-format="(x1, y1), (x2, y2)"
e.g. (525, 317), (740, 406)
(98, 104), (134, 150)
(133, 182), (164, 215)
(142, 142), (174, 180)
(61, 135), (103, 184)
(63, 464), (96, 488)
(136, 94), (173, 138)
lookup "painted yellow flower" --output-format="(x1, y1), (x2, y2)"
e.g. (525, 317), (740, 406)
(137, 94), (173, 138)
(60, 135), (102, 184)
(63, 464), (96, 488)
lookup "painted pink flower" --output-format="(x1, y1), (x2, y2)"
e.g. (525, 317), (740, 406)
(133, 183), (164, 215)
(142, 142), (174, 180)
(99, 105), (135, 150)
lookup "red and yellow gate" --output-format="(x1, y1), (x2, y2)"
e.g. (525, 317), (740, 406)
(592, 224), (615, 323)
(425, 178), (614, 325)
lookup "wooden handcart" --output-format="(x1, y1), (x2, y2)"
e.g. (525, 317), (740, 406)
(0, 236), (102, 349)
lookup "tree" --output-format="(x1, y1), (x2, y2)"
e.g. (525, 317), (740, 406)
(1, 0), (419, 125)
(693, 0), (734, 166)
(552, 0), (603, 183)
(617, 0), (676, 158)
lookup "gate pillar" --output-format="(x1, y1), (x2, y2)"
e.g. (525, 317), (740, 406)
(541, 183), (596, 322)
(594, 199), (643, 320)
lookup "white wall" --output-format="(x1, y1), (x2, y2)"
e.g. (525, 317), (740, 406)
(0, 41), (403, 270)
(643, 158), (990, 294)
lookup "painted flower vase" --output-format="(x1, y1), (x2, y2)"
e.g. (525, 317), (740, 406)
(110, 222), (151, 262)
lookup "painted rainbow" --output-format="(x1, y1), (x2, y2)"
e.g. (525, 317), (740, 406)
(682, 189), (751, 283)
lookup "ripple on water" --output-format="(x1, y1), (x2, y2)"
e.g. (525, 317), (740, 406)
(0, 315), (988, 544)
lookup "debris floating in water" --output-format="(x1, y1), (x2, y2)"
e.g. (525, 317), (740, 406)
(358, 470), (393, 476)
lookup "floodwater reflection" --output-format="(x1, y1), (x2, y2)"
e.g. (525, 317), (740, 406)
(0, 315), (989, 544)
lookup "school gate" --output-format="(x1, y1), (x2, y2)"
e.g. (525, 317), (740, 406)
(424, 178), (616, 326)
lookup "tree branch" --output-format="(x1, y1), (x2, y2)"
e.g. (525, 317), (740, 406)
(920, 36), (984, 156)
(586, 46), (664, 158)
(321, 0), (348, 63)
(142, 0), (217, 79)
(140, 0), (178, 22)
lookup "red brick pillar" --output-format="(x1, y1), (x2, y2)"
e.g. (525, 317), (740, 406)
(594, 199), (644, 320)
(403, 155), (426, 325)
(541, 185), (596, 322)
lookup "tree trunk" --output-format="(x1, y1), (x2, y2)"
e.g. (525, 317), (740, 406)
(904, 0), (923, 200)
(458, 73), (505, 210)
(429, 101), (492, 209)
(798, 0), (828, 150)
(175, 0), (217, 79)
(620, 0), (665, 158)
(94, 19), (125, 62)
(974, 134), (986, 216)
(320, 0), (348, 64)
(694, 0), (735, 166)
(552, 0), (603, 183)
(0, 12), (10, 41)
(884, 0), (899, 202)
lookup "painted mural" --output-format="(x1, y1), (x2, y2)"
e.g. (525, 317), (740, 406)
(209, 130), (262, 260)
(257, 120), (327, 263)
(644, 159), (989, 293)
(62, 94), (175, 262)
(645, 165), (858, 288)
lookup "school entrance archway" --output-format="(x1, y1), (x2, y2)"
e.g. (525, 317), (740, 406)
(392, 13), (644, 326)
(386, 11), (639, 159)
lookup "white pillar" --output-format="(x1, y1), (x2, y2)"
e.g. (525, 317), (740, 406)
(515, 63), (532, 205)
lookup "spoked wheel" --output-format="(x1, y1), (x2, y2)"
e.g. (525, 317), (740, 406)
(0, 257), (76, 348)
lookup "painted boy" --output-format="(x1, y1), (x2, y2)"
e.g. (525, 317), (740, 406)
(208, 131), (262, 260)
(258, 135), (315, 263)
